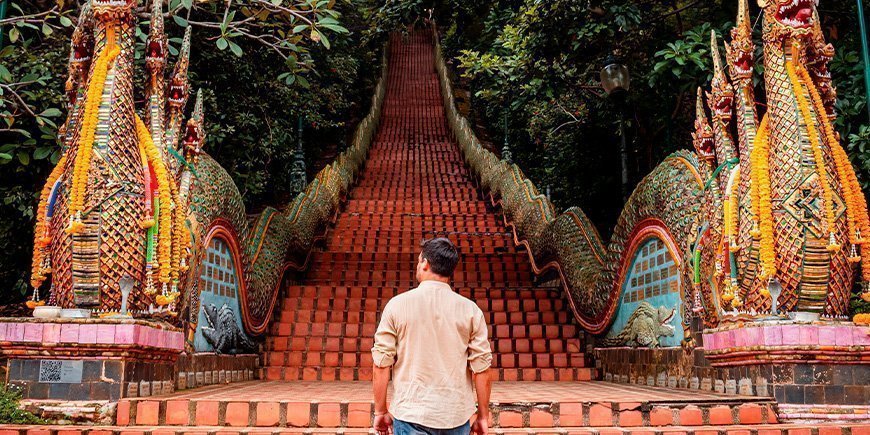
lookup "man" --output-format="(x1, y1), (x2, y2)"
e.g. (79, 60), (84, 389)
(372, 238), (493, 435)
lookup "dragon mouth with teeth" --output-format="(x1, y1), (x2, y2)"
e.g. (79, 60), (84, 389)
(146, 40), (165, 69)
(694, 126), (716, 161)
(146, 41), (164, 63)
(182, 122), (202, 153)
(698, 135), (715, 161)
(732, 51), (753, 77)
(772, 0), (817, 29)
(168, 80), (188, 106)
(712, 94), (734, 120)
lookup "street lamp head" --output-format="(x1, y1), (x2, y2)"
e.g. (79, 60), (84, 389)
(600, 56), (630, 96)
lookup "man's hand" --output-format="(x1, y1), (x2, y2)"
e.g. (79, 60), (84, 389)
(373, 412), (394, 435)
(471, 413), (489, 435)
(472, 369), (491, 435)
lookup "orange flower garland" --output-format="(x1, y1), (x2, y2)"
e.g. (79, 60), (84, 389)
(795, 60), (870, 297)
(786, 55), (840, 252)
(749, 115), (774, 279)
(135, 115), (174, 286)
(168, 173), (184, 289)
(796, 62), (870, 269)
(31, 154), (67, 289)
(67, 27), (121, 234)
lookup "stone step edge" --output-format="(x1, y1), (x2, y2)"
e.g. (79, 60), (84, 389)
(2, 423), (869, 435)
(116, 399), (777, 428)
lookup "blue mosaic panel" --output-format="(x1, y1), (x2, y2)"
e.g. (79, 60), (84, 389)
(194, 237), (247, 352)
(607, 237), (683, 347)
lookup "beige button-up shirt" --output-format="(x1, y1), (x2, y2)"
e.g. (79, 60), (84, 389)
(371, 280), (493, 429)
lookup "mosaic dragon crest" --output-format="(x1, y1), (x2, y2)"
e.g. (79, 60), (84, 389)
(30, 0), (386, 342)
(435, 0), (869, 338)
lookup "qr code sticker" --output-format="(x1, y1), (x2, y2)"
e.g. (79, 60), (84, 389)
(39, 360), (63, 383)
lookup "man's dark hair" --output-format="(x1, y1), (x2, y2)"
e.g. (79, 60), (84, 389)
(420, 238), (460, 277)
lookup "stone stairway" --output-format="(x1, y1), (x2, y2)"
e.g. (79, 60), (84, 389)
(259, 31), (594, 383)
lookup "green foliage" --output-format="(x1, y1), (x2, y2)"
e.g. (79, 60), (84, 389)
(847, 125), (870, 191)
(850, 291), (870, 315)
(649, 22), (726, 90)
(0, 385), (43, 424)
(0, 0), (380, 302)
(440, 0), (870, 236)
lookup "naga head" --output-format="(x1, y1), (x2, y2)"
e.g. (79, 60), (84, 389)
(183, 90), (206, 159)
(692, 88), (716, 163)
(168, 27), (191, 109)
(145, 0), (167, 74)
(65, 5), (95, 103)
(92, 0), (138, 22)
(708, 32), (734, 122)
(806, 12), (837, 116)
(726, 0), (755, 80)
(759, 0), (818, 38)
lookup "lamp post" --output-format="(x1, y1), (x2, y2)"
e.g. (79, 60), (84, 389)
(600, 56), (631, 203)
(290, 115), (307, 195)
(502, 110), (512, 164)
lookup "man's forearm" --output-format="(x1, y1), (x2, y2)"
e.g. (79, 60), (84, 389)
(474, 369), (492, 418)
(373, 365), (391, 414)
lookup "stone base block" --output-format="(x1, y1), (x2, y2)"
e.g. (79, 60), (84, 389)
(703, 320), (870, 365)
(0, 317), (183, 417)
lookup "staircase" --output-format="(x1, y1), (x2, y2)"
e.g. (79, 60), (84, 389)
(260, 31), (593, 384)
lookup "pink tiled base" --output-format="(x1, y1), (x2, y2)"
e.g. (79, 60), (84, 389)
(0, 318), (184, 352)
(703, 321), (870, 365)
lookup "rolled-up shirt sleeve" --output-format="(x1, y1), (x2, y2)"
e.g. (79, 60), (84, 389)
(467, 308), (492, 373)
(372, 301), (397, 368)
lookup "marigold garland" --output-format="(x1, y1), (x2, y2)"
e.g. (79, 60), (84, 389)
(749, 115), (774, 279)
(168, 173), (183, 288)
(796, 62), (870, 271)
(31, 155), (67, 289)
(786, 55), (840, 253)
(67, 27), (120, 234)
(135, 115), (173, 285)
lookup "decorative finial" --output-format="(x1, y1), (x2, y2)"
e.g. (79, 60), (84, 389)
(710, 30), (726, 81)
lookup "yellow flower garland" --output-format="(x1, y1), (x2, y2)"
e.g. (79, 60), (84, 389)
(724, 167), (740, 252)
(168, 173), (183, 286)
(786, 55), (840, 252)
(749, 115), (769, 240)
(749, 115), (775, 279)
(67, 27), (120, 234)
(796, 63), (870, 269)
(135, 115), (174, 285)
(31, 154), (67, 289)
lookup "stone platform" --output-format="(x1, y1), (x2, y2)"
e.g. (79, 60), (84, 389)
(115, 381), (775, 428)
(3, 381), (870, 434)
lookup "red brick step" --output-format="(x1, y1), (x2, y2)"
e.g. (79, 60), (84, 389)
(4, 424), (870, 435)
